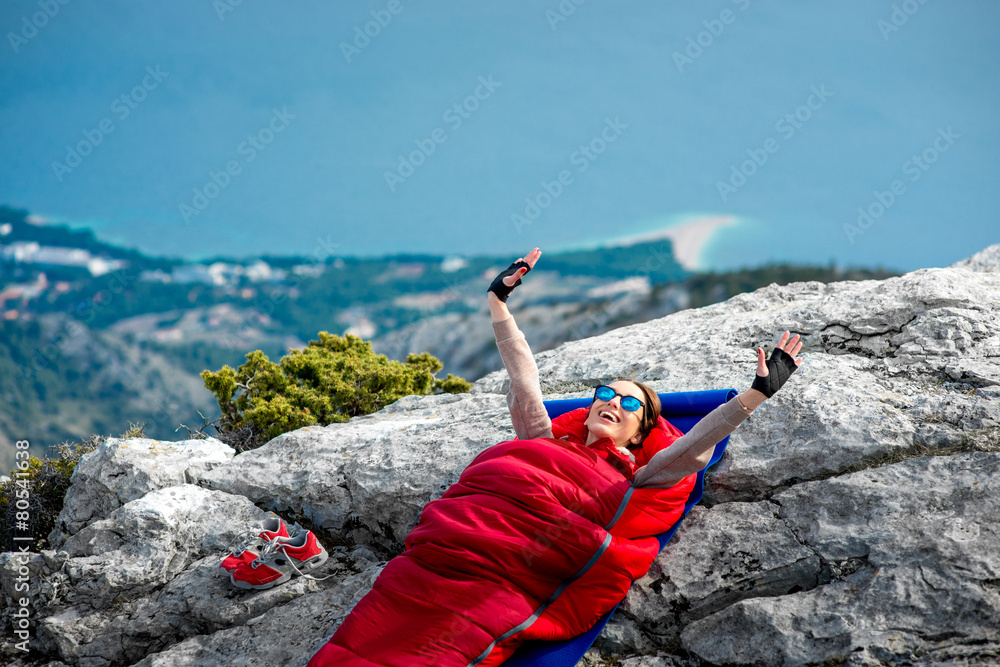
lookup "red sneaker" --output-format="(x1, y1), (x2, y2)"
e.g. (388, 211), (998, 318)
(219, 516), (294, 575)
(230, 530), (329, 590)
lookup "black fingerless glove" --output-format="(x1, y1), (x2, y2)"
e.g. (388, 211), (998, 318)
(751, 348), (798, 398)
(487, 261), (530, 302)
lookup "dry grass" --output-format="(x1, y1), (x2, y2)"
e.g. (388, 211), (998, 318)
(844, 426), (1000, 475)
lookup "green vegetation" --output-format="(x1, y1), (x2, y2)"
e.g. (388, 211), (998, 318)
(0, 424), (144, 553)
(0, 320), (159, 464)
(202, 332), (471, 451)
(684, 263), (898, 309)
(541, 241), (687, 283)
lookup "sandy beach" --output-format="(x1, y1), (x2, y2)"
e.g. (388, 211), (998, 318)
(608, 215), (738, 271)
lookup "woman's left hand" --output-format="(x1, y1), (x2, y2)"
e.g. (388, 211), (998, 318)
(751, 331), (803, 398)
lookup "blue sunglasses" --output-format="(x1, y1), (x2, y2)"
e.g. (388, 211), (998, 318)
(593, 385), (644, 413)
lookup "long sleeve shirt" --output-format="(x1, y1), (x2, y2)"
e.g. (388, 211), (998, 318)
(492, 315), (753, 489)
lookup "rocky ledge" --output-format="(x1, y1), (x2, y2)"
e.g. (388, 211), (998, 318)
(2, 245), (998, 667)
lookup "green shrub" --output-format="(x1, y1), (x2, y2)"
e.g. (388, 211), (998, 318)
(201, 332), (470, 451)
(0, 427), (142, 552)
(0, 423), (147, 553)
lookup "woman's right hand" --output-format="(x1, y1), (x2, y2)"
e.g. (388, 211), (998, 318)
(487, 248), (541, 320)
(487, 248), (541, 303)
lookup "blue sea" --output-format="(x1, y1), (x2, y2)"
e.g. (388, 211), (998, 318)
(1, 0), (997, 272)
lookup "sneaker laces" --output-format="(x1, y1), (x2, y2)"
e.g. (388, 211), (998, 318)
(250, 535), (336, 582)
(227, 517), (296, 558)
(250, 538), (283, 568)
(227, 531), (264, 557)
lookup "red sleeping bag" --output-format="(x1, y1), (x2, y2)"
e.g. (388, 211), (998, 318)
(308, 408), (694, 667)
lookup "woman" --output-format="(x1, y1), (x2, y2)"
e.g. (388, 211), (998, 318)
(309, 249), (802, 667)
(488, 247), (802, 489)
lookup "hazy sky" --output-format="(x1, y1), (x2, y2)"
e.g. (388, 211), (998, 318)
(1, 0), (997, 272)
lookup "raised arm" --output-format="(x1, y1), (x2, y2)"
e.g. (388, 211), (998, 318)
(633, 331), (804, 488)
(489, 249), (552, 440)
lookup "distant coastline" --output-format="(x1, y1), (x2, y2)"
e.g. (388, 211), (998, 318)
(576, 215), (738, 271)
(612, 215), (738, 271)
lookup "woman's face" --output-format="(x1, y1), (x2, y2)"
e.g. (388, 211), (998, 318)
(584, 380), (645, 448)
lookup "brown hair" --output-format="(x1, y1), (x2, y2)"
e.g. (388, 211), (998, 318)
(625, 380), (661, 446)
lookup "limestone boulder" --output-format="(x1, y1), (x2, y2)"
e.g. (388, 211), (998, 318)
(132, 551), (384, 667)
(49, 437), (235, 547)
(680, 451), (1000, 666)
(37, 486), (265, 665)
(601, 501), (821, 653)
(199, 392), (515, 554)
(950, 241), (1000, 272)
(41, 549), (383, 667)
(52, 485), (263, 609)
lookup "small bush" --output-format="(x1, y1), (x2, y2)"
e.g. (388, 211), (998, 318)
(119, 420), (148, 439)
(1, 434), (106, 553)
(201, 332), (470, 451)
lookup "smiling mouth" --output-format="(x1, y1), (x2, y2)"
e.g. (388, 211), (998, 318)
(598, 410), (620, 424)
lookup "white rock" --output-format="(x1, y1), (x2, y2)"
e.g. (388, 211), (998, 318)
(949, 242), (1000, 272)
(1, 485), (268, 666)
(49, 437), (235, 547)
(610, 501), (820, 651)
(54, 485), (264, 608)
(200, 392), (514, 554)
(681, 452), (1000, 666)
(132, 558), (384, 667)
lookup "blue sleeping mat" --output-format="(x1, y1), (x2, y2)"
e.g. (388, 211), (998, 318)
(503, 388), (737, 667)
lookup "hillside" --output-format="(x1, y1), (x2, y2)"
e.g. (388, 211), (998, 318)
(1, 244), (996, 666)
(0, 205), (897, 473)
